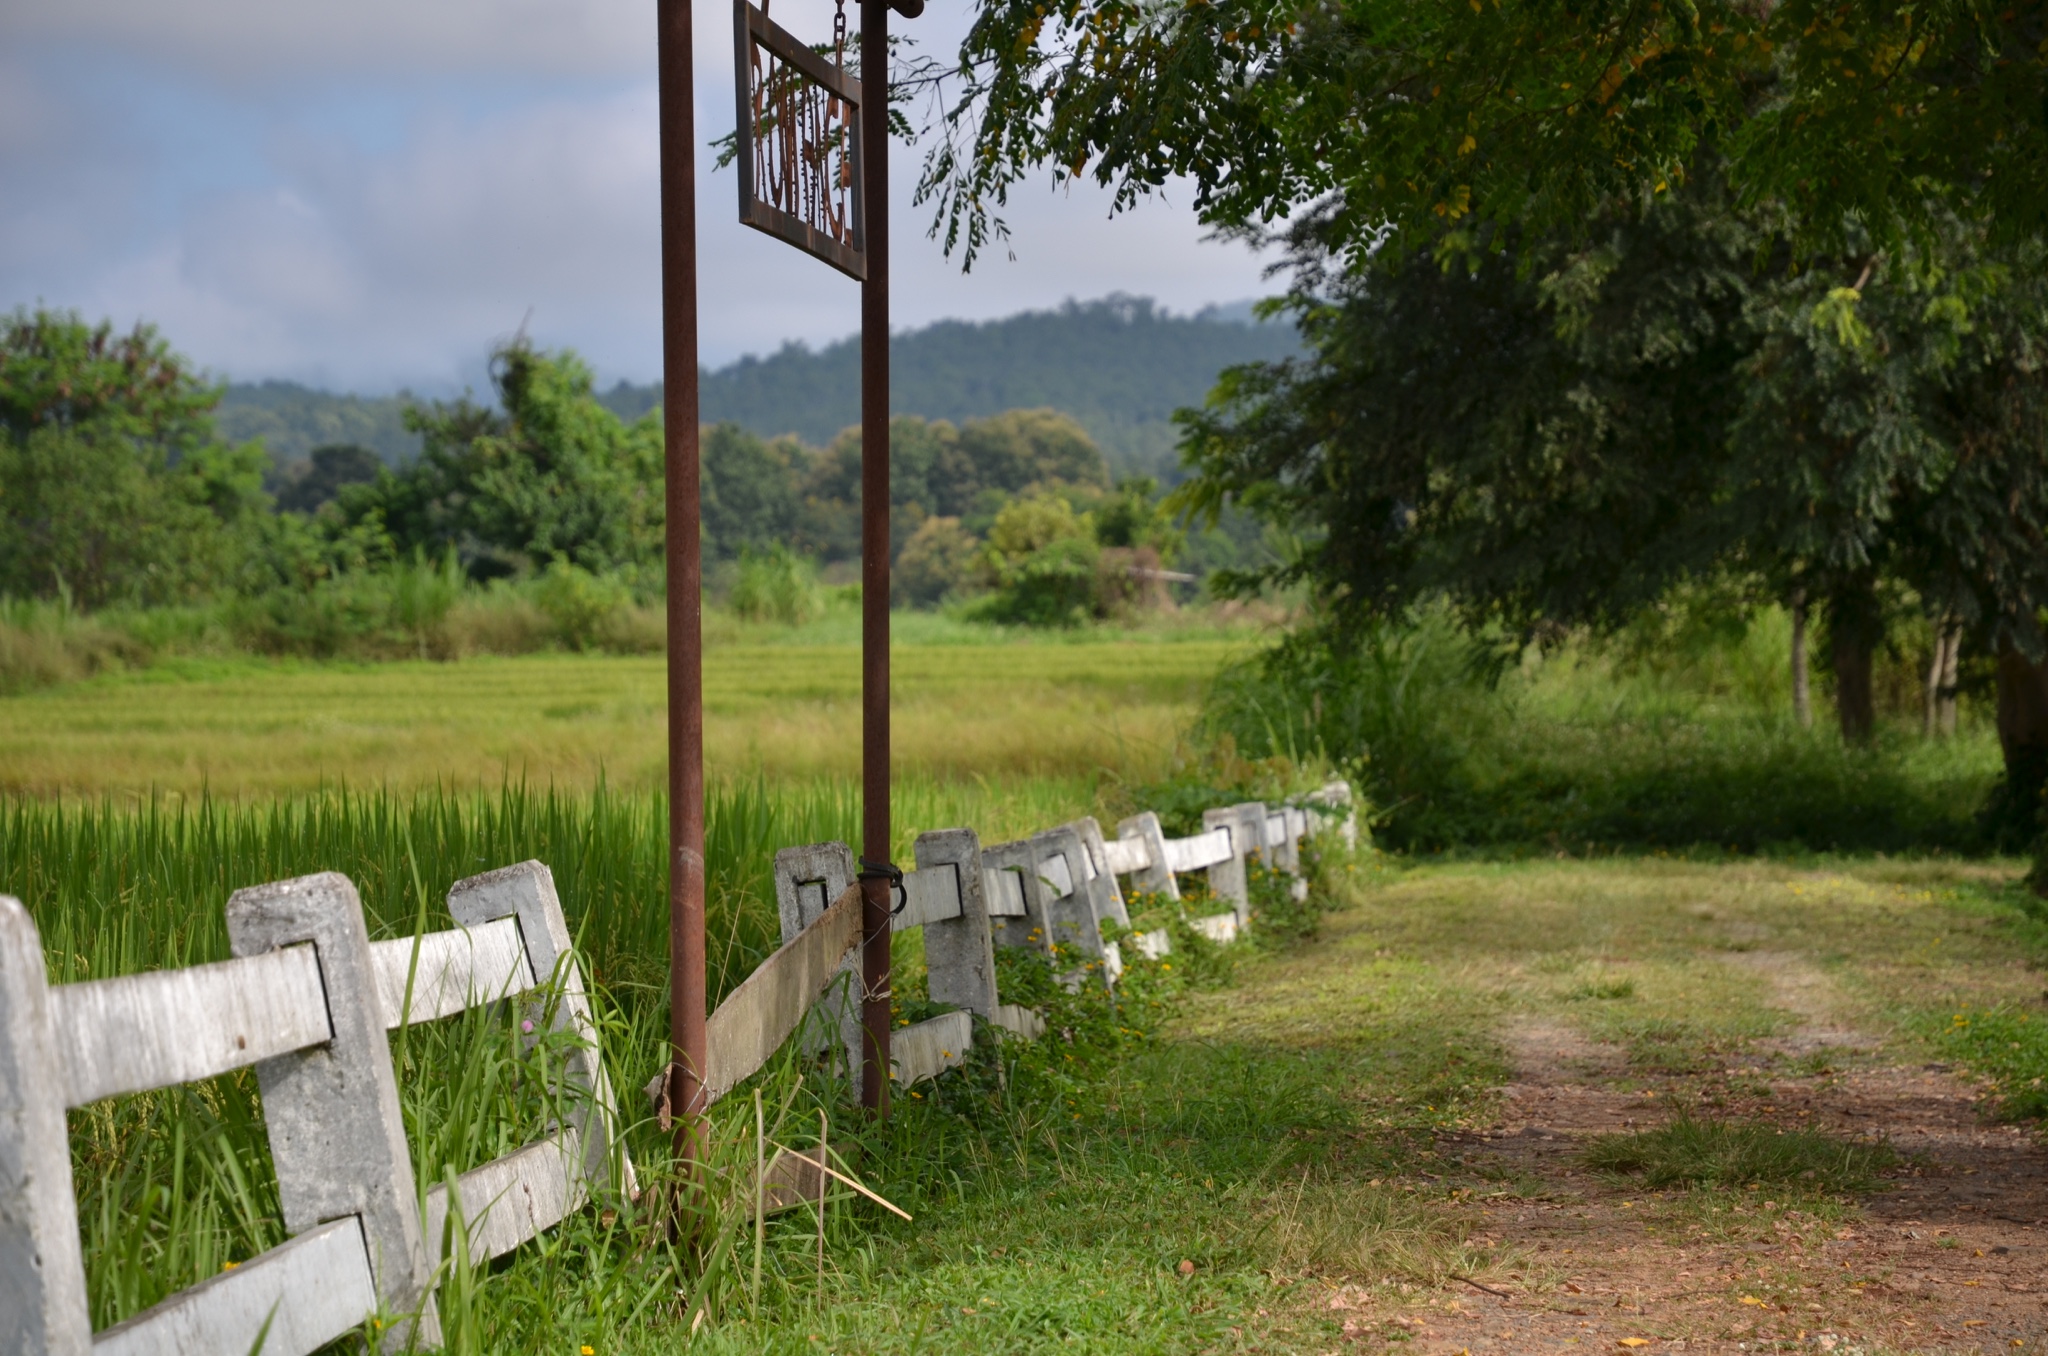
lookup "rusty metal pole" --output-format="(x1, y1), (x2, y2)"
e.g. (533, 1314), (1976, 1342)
(657, 0), (708, 1165)
(858, 0), (891, 1116)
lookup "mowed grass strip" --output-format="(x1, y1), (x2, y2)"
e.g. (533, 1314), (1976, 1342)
(0, 636), (1247, 796)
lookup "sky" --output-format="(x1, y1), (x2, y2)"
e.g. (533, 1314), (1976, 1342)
(0, 0), (1278, 394)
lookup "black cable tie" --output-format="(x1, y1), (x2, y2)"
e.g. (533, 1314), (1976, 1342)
(858, 858), (908, 917)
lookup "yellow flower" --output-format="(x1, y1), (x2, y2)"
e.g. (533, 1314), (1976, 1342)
(584, 1347), (596, 1354)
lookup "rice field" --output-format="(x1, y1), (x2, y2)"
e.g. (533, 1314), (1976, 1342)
(0, 634), (1252, 798)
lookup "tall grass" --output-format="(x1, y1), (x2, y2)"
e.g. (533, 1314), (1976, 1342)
(1, 775), (1099, 1336)
(1200, 608), (2003, 853)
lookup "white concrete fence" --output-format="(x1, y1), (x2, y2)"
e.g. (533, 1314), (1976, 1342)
(2, 780), (1353, 1354)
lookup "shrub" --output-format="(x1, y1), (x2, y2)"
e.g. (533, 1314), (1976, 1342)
(729, 546), (823, 625)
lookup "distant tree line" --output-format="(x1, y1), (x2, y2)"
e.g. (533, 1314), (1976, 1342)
(1, 307), (1264, 635)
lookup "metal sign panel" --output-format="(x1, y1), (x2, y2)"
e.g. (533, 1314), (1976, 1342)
(733, 0), (865, 280)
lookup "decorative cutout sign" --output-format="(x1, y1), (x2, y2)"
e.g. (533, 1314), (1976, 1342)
(732, 0), (865, 280)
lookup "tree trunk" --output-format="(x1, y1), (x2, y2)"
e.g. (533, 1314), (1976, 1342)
(1926, 626), (1961, 738)
(1938, 627), (1960, 737)
(1790, 588), (1812, 729)
(1828, 579), (1881, 744)
(1994, 645), (2048, 847)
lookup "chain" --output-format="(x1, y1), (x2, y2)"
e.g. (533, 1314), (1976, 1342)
(833, 0), (847, 67)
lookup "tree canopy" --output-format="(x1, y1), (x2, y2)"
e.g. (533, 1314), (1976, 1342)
(1176, 184), (2048, 745)
(0, 308), (267, 607)
(924, 0), (2048, 264)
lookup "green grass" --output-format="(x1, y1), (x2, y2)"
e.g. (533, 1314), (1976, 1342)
(1201, 608), (2006, 853)
(0, 635), (1252, 796)
(1581, 1115), (1898, 1192)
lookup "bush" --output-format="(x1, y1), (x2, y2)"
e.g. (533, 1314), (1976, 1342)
(0, 595), (150, 694)
(1200, 611), (1997, 853)
(532, 559), (633, 651)
(729, 546), (823, 625)
(893, 516), (980, 607)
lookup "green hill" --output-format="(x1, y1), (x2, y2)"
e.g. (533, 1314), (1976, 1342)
(218, 295), (1296, 482)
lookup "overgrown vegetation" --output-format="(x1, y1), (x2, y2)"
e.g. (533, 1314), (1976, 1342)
(6, 767), (1377, 1352)
(1583, 1115), (1898, 1193)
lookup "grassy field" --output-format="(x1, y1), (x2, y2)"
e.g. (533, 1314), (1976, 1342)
(16, 793), (2048, 1349)
(0, 629), (1255, 798)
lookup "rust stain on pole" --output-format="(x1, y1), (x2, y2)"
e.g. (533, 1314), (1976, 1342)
(657, 0), (708, 1159)
(859, 0), (891, 1117)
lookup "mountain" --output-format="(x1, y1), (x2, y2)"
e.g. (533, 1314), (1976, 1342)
(216, 294), (1297, 482)
(606, 295), (1296, 481)
(215, 381), (423, 467)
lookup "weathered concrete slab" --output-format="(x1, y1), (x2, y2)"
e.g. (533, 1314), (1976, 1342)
(1068, 817), (1132, 930)
(1188, 913), (1240, 945)
(1162, 826), (1233, 874)
(226, 872), (438, 1347)
(1099, 834), (1150, 876)
(369, 917), (532, 1030)
(1202, 803), (1268, 924)
(896, 863), (963, 931)
(91, 1215), (376, 1356)
(978, 839), (1051, 953)
(1115, 811), (1179, 902)
(448, 861), (633, 1201)
(992, 1004), (1046, 1040)
(890, 1011), (971, 1085)
(0, 896), (92, 1356)
(50, 946), (330, 1110)
(1030, 826), (1109, 967)
(917, 829), (998, 1020)
(703, 883), (862, 1104)
(423, 1128), (581, 1263)
(772, 843), (862, 1085)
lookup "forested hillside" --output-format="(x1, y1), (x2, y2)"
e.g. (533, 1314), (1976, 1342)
(216, 296), (1294, 481)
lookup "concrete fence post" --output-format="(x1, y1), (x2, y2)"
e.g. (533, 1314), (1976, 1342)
(1066, 817), (1132, 930)
(1201, 802), (1267, 926)
(0, 896), (91, 1356)
(225, 873), (440, 1347)
(446, 862), (628, 1196)
(1115, 811), (1178, 903)
(914, 829), (998, 1021)
(772, 843), (863, 1087)
(979, 837), (1052, 955)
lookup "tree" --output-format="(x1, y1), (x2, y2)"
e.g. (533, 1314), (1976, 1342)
(923, 0), (2048, 267)
(275, 444), (383, 514)
(702, 423), (808, 561)
(1178, 184), (2048, 765)
(0, 307), (266, 607)
(344, 343), (663, 581)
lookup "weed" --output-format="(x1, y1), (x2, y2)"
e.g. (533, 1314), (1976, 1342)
(1581, 1114), (1896, 1193)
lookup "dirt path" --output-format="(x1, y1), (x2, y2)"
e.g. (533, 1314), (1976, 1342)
(1330, 952), (2048, 1353)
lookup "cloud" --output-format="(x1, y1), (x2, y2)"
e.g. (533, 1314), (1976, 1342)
(2, 0), (653, 81)
(3, 0), (1278, 391)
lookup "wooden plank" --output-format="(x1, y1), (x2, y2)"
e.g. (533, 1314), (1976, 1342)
(369, 917), (534, 1030)
(702, 883), (862, 1104)
(1037, 852), (1075, 898)
(1099, 836), (1150, 875)
(1162, 827), (1234, 874)
(992, 1004), (1045, 1040)
(889, 1011), (971, 1086)
(423, 1129), (581, 1263)
(896, 864), (962, 931)
(981, 867), (1028, 918)
(92, 1215), (375, 1356)
(50, 947), (330, 1109)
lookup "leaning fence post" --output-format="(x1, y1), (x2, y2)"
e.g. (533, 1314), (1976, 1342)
(1202, 803), (1268, 927)
(1115, 811), (1179, 903)
(447, 862), (630, 1197)
(0, 896), (91, 1356)
(914, 829), (998, 1020)
(225, 874), (440, 1347)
